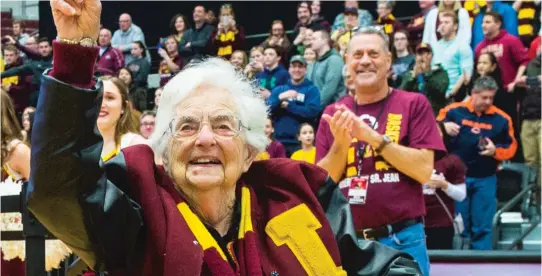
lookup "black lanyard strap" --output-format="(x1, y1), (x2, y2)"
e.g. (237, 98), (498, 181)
(354, 89), (391, 177)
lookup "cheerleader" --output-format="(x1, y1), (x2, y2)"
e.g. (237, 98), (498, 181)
(98, 76), (146, 162)
(1, 89), (30, 182)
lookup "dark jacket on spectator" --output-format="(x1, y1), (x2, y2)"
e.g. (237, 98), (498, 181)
(127, 57), (151, 88)
(521, 54), (541, 120)
(254, 64), (289, 91)
(179, 23), (215, 62)
(95, 46), (125, 77)
(211, 26), (245, 60)
(267, 78), (321, 145)
(399, 64), (449, 116)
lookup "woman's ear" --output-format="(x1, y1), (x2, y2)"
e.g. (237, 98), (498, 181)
(243, 146), (258, 172)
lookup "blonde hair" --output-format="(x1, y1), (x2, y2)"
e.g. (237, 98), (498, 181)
(438, 0), (462, 12)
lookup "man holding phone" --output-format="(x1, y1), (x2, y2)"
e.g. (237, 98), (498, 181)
(437, 76), (517, 250)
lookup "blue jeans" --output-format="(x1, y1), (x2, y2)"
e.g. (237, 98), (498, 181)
(358, 223), (429, 276)
(456, 175), (497, 250)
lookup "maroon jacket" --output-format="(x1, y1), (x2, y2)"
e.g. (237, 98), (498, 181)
(2, 58), (32, 113)
(211, 26), (245, 60)
(95, 46), (125, 76)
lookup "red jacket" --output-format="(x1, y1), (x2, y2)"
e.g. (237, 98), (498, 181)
(95, 46), (125, 76)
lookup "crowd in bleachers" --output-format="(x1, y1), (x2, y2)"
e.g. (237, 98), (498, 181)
(1, 0), (541, 266)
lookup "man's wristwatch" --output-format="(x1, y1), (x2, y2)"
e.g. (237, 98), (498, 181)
(57, 37), (97, 47)
(375, 135), (392, 154)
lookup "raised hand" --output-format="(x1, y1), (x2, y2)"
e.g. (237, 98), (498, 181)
(51, 0), (102, 41)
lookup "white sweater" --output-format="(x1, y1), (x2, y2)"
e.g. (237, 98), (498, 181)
(422, 8), (471, 48)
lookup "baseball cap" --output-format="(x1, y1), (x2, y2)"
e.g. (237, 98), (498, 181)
(416, 43), (432, 53)
(290, 55), (307, 66)
(344, 7), (358, 15)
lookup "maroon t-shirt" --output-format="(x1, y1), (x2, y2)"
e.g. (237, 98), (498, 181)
(159, 54), (184, 87)
(423, 154), (466, 228)
(315, 90), (445, 230)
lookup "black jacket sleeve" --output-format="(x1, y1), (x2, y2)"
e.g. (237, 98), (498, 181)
(317, 178), (422, 276)
(27, 71), (144, 272)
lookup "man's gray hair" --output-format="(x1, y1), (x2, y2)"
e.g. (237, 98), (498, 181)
(471, 76), (499, 93)
(347, 26), (390, 53)
(148, 57), (270, 159)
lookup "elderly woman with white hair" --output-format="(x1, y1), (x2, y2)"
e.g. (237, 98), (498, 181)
(28, 1), (422, 275)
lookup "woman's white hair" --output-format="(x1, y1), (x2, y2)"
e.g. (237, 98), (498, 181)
(148, 57), (270, 157)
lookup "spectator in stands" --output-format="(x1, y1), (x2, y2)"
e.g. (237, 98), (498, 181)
(4, 35), (43, 62)
(316, 27), (444, 276)
(95, 28), (124, 77)
(307, 30), (346, 108)
(375, 0), (403, 37)
(438, 76), (517, 250)
(332, 1), (373, 32)
(158, 36), (183, 87)
(476, 12), (529, 92)
(468, 53), (515, 122)
(244, 46), (265, 79)
(406, 0), (437, 47)
(153, 87), (163, 111)
(126, 41), (151, 89)
(291, 28), (314, 58)
(229, 50), (248, 71)
(528, 30), (541, 59)
(1, 37), (52, 107)
(260, 20), (291, 64)
(118, 67), (147, 112)
(423, 123), (467, 250)
(472, 0), (519, 49)
(1, 88), (30, 182)
(291, 2), (328, 43)
(310, 0), (330, 30)
(139, 110), (156, 139)
(431, 11), (473, 100)
(331, 7), (359, 57)
(423, 0), (472, 47)
(343, 65), (355, 96)
(291, 123), (316, 164)
(206, 9), (218, 26)
(254, 46), (289, 98)
(1, 45), (31, 115)
(169, 14), (190, 42)
(21, 106), (35, 143)
(212, 4), (245, 60)
(518, 54), (541, 195)
(389, 30), (415, 88)
(399, 43), (449, 115)
(267, 55), (321, 157)
(513, 0), (539, 47)
(179, 5), (215, 62)
(464, 0), (487, 26)
(11, 20), (29, 46)
(112, 13), (149, 65)
(255, 118), (287, 160)
(98, 76), (146, 162)
(303, 47), (317, 65)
